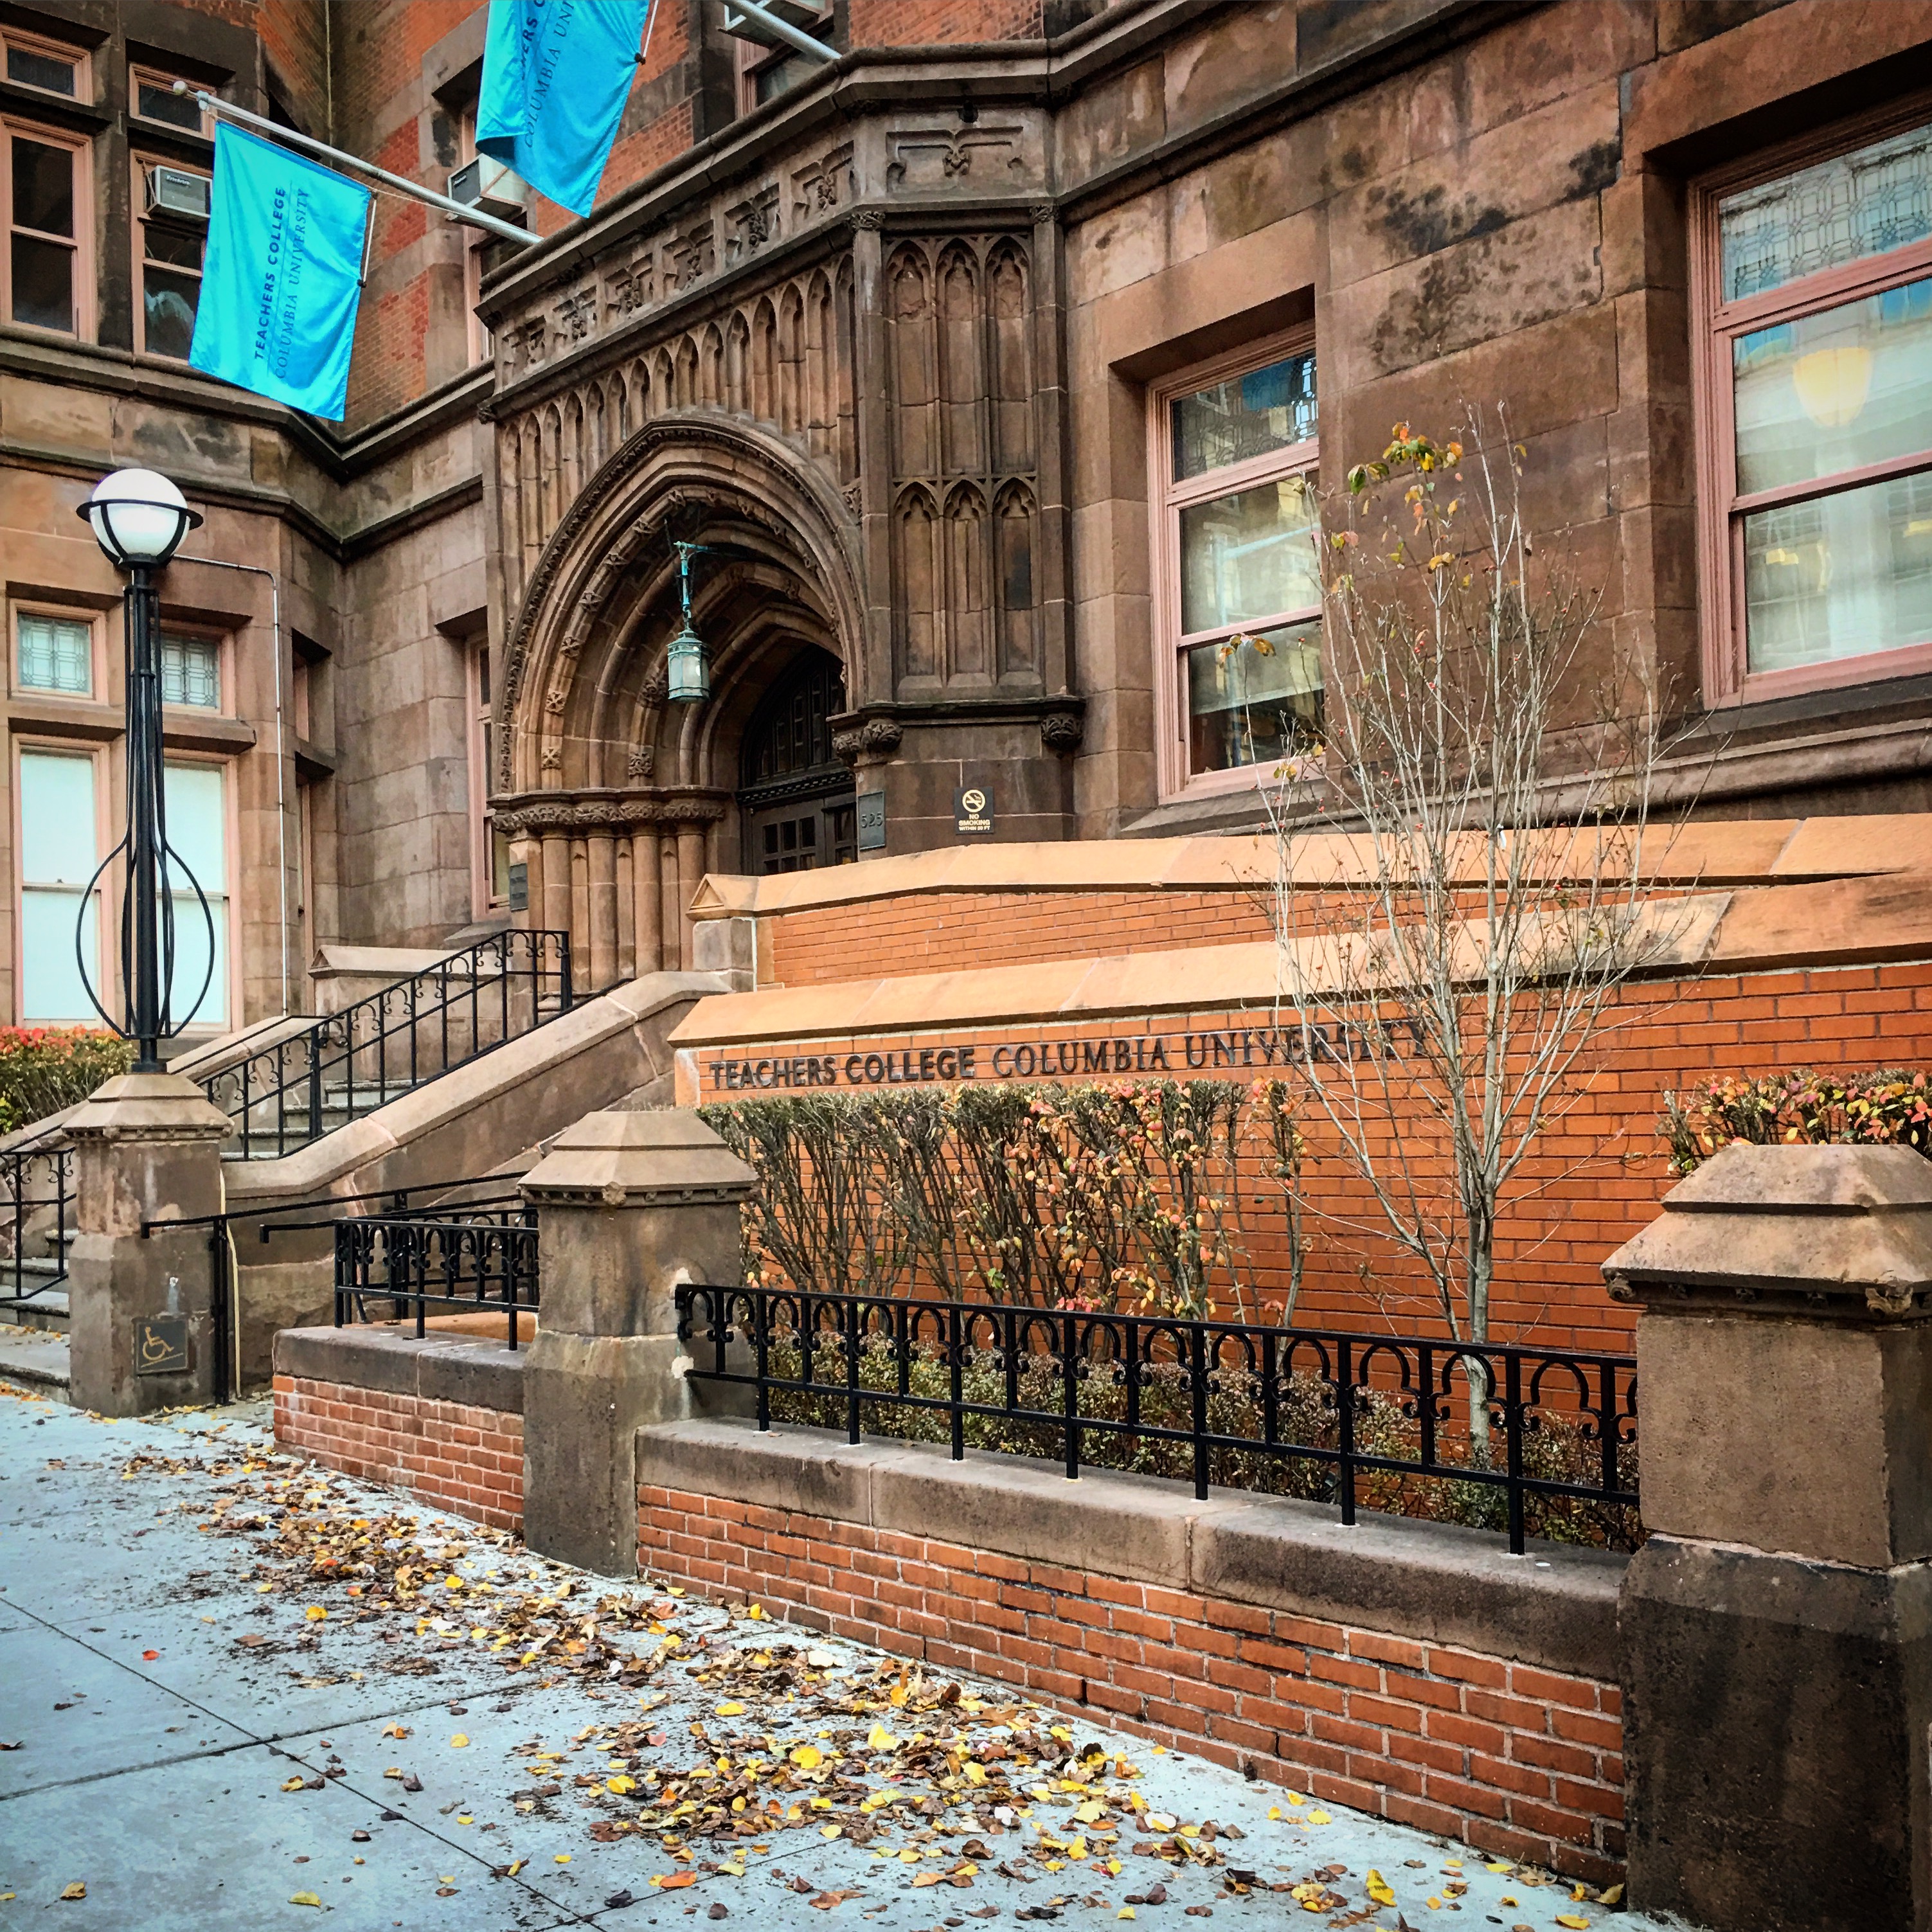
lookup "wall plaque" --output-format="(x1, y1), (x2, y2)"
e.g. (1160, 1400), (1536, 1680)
(134, 1315), (190, 1377)
(507, 862), (530, 913)
(857, 790), (887, 852)
(954, 784), (994, 836)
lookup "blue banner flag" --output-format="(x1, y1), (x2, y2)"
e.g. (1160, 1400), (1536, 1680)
(478, 0), (644, 219)
(188, 123), (370, 422)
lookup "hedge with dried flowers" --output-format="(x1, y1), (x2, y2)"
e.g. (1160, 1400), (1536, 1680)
(0, 1027), (133, 1136)
(1661, 1067), (1932, 1175)
(698, 1080), (1309, 1322)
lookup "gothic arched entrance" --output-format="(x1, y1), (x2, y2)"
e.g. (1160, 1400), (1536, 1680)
(737, 647), (856, 873)
(490, 413), (867, 987)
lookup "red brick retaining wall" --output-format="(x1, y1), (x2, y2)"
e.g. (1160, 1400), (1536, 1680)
(637, 1481), (1624, 1883)
(274, 1373), (524, 1533)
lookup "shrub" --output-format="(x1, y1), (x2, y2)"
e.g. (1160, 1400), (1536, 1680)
(0, 1028), (134, 1136)
(1661, 1068), (1932, 1175)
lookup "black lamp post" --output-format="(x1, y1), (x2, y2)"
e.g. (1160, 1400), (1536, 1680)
(76, 468), (210, 1073)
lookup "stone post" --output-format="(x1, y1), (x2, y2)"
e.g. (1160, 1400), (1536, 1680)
(66, 1071), (232, 1416)
(519, 1108), (755, 1575)
(1604, 1143), (1932, 1932)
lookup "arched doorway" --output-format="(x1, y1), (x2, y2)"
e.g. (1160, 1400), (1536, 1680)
(737, 647), (857, 873)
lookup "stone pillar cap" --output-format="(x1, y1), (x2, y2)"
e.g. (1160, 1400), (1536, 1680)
(519, 1107), (756, 1206)
(1604, 1143), (1932, 1317)
(63, 1071), (232, 1145)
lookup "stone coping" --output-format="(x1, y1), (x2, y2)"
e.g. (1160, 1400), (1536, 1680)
(635, 1416), (1625, 1681)
(274, 1324), (525, 1414)
(686, 816), (1932, 920)
(667, 862), (1932, 1047)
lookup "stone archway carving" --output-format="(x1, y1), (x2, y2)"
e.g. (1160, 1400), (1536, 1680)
(490, 411), (866, 987)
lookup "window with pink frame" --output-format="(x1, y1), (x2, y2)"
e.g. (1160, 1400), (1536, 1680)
(1696, 111), (1932, 702)
(1151, 339), (1323, 794)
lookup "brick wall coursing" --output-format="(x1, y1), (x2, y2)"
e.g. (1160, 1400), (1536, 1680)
(274, 1374), (524, 1532)
(638, 1487), (1625, 1883)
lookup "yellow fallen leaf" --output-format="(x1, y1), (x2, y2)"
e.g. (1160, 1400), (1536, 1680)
(1267, 1806), (1282, 1821)
(450, 1733), (469, 1748)
(1077, 1801), (1104, 1823)
(289, 1893), (321, 1908)
(607, 1775), (636, 1794)
(1118, 1913), (1136, 1923)
(911, 1873), (944, 1888)
(821, 1825), (843, 1839)
(1307, 1809), (1331, 1825)
(1485, 1863), (1513, 1874)
(1600, 1887), (1625, 1907)
(506, 1861), (526, 1876)
(60, 1883), (86, 1901)
(553, 1854), (571, 1864)
(280, 1777), (305, 1792)
(868, 1724), (897, 1751)
(718, 1703), (746, 1717)
(1367, 1871), (1396, 1908)
(657, 1872), (696, 1890)
(964, 1762), (987, 1785)
(746, 1604), (767, 1620)
(304, 1606), (326, 1622)
(380, 1724), (411, 1740)
(791, 1745), (823, 1770)
(1556, 1920), (1591, 1930)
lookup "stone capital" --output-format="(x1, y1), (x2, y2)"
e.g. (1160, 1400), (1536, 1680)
(1604, 1143), (1932, 1318)
(64, 1071), (233, 1147)
(519, 1107), (755, 1209)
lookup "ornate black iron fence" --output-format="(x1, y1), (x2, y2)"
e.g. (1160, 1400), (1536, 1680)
(202, 928), (571, 1159)
(0, 1138), (71, 1305)
(333, 1203), (539, 1349)
(675, 1284), (1640, 1554)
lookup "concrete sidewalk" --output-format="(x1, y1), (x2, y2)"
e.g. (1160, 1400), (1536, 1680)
(0, 1378), (1644, 1931)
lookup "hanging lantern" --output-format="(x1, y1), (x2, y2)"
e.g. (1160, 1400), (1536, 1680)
(666, 541), (710, 703)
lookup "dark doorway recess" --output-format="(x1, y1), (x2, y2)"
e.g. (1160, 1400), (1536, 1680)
(737, 647), (857, 873)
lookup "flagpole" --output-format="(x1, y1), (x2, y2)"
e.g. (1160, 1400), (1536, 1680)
(182, 87), (539, 249)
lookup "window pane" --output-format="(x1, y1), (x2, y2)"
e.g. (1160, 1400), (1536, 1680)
(1744, 469), (1932, 673)
(19, 752), (97, 884)
(163, 762), (226, 1028)
(17, 613), (91, 695)
(143, 265), (199, 359)
(1172, 353), (1316, 481)
(491, 826), (512, 900)
(143, 224), (204, 271)
(1721, 120), (1932, 301)
(10, 233), (72, 330)
(21, 890), (96, 1023)
(7, 46), (76, 94)
(1186, 620), (1323, 774)
(1179, 474), (1321, 634)
(136, 79), (202, 129)
(12, 136), (73, 236)
(1735, 277), (1932, 494)
(160, 636), (220, 708)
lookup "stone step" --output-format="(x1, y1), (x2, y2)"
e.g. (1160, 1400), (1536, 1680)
(0, 1325), (69, 1397)
(0, 1287), (68, 1334)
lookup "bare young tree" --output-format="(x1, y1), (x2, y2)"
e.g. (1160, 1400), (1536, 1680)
(1239, 416), (1706, 1413)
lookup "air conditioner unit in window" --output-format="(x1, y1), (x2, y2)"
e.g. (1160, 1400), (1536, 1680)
(145, 165), (210, 220)
(447, 156), (528, 225)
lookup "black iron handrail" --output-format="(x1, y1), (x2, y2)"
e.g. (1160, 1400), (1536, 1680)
(675, 1284), (1640, 1555)
(201, 929), (571, 1158)
(0, 1137), (72, 1305)
(334, 1206), (540, 1350)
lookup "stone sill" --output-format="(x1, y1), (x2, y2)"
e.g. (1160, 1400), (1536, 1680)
(636, 1416), (1624, 1681)
(274, 1324), (525, 1414)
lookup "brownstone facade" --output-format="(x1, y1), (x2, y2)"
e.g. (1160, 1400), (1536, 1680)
(6, 0), (1932, 1028)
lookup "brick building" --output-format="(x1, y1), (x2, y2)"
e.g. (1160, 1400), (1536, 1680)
(4, 0), (1932, 1030)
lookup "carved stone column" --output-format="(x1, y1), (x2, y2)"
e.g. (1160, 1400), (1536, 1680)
(520, 1110), (755, 1575)
(66, 1073), (232, 1416)
(587, 828), (618, 990)
(1605, 1143), (1932, 1932)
